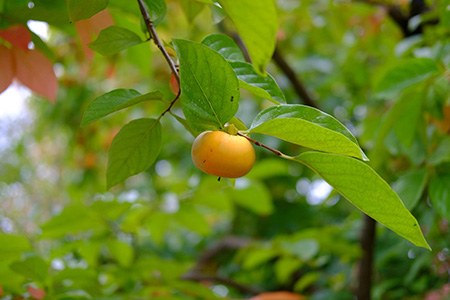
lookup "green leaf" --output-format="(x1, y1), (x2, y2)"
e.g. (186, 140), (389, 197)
(89, 26), (143, 56)
(280, 239), (319, 260)
(67, 0), (108, 21)
(108, 240), (134, 267)
(81, 89), (162, 126)
(201, 33), (245, 62)
(144, 0), (166, 26)
(231, 61), (285, 104)
(107, 118), (162, 188)
(428, 137), (450, 165)
(180, 0), (205, 22)
(173, 39), (239, 133)
(392, 169), (428, 210)
(275, 256), (302, 284)
(0, 234), (31, 261)
(429, 176), (450, 221)
(392, 91), (424, 148)
(230, 179), (273, 215)
(375, 58), (439, 97)
(10, 256), (48, 282)
(294, 151), (430, 249)
(250, 104), (367, 160)
(218, 0), (277, 73)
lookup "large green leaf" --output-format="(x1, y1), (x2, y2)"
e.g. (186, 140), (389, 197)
(144, 0), (166, 26)
(173, 39), (239, 133)
(375, 58), (439, 97)
(294, 151), (430, 249)
(107, 118), (162, 188)
(231, 61), (285, 104)
(201, 33), (245, 62)
(429, 176), (450, 221)
(67, 0), (108, 21)
(81, 89), (162, 126)
(90, 26), (143, 56)
(250, 104), (367, 160)
(218, 0), (277, 73)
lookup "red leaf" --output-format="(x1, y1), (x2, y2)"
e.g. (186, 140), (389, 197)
(0, 25), (31, 50)
(0, 45), (15, 93)
(13, 48), (58, 102)
(75, 9), (114, 59)
(27, 286), (45, 300)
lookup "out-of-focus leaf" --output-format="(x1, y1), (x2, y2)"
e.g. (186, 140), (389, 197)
(202, 33), (245, 62)
(375, 58), (439, 97)
(250, 104), (367, 160)
(295, 151), (430, 249)
(108, 240), (134, 267)
(242, 247), (279, 269)
(231, 61), (285, 104)
(10, 256), (48, 282)
(392, 91), (424, 148)
(180, 0), (205, 22)
(67, 0), (109, 21)
(144, 0), (166, 26)
(107, 118), (162, 188)
(0, 45), (14, 93)
(81, 89), (162, 126)
(89, 26), (143, 56)
(0, 25), (31, 50)
(275, 256), (302, 284)
(429, 176), (450, 221)
(428, 137), (450, 165)
(0, 234), (31, 261)
(392, 169), (428, 210)
(218, 0), (277, 73)
(173, 39), (239, 133)
(279, 239), (319, 260)
(230, 179), (273, 215)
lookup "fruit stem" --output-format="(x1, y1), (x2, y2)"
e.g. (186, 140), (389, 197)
(237, 132), (290, 159)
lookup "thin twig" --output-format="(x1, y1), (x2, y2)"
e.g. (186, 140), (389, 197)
(136, 0), (181, 118)
(238, 132), (287, 158)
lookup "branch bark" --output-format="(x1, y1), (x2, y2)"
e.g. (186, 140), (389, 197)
(357, 215), (376, 300)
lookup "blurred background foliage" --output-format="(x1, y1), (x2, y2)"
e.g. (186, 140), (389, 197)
(0, 0), (449, 299)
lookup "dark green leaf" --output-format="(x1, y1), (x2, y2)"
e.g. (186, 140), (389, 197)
(428, 137), (450, 165)
(375, 58), (439, 97)
(10, 256), (48, 282)
(201, 33), (245, 62)
(81, 89), (162, 126)
(3, 0), (69, 24)
(67, 0), (108, 21)
(89, 26), (143, 56)
(392, 169), (428, 210)
(392, 91), (424, 148)
(429, 176), (450, 220)
(218, 0), (277, 73)
(144, 0), (166, 26)
(107, 118), (162, 188)
(231, 61), (285, 104)
(0, 234), (31, 261)
(294, 151), (430, 249)
(250, 104), (367, 160)
(173, 39), (239, 133)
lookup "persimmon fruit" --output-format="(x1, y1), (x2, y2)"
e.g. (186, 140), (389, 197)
(191, 130), (255, 178)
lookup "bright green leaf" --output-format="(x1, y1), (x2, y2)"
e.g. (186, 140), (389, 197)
(67, 0), (108, 21)
(375, 58), (439, 97)
(180, 0), (205, 22)
(218, 0), (277, 73)
(429, 176), (450, 221)
(250, 104), (367, 160)
(275, 256), (302, 284)
(108, 240), (134, 267)
(173, 39), (239, 133)
(201, 33), (245, 62)
(10, 256), (48, 282)
(144, 0), (166, 26)
(230, 179), (273, 215)
(89, 26), (143, 56)
(107, 118), (162, 188)
(0, 234), (31, 261)
(231, 61), (285, 104)
(280, 239), (319, 260)
(81, 89), (162, 126)
(392, 169), (428, 210)
(242, 247), (279, 269)
(295, 151), (430, 249)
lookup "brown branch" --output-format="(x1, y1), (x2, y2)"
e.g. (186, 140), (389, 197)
(357, 215), (376, 300)
(272, 47), (319, 108)
(237, 132), (287, 158)
(136, 0), (181, 118)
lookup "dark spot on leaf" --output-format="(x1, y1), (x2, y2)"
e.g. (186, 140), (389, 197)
(230, 96), (234, 102)
(217, 177), (221, 182)
(203, 160), (206, 163)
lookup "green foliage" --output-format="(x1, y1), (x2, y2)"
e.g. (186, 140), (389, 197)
(1, 0), (449, 299)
